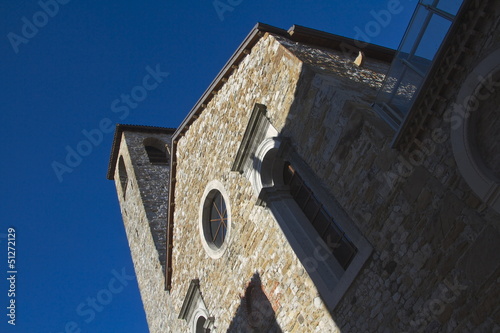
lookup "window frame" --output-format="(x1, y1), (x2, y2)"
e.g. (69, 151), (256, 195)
(178, 279), (214, 333)
(199, 180), (232, 259)
(255, 137), (372, 311)
(283, 163), (358, 270)
(232, 104), (372, 310)
(143, 137), (169, 165)
(118, 156), (128, 199)
(208, 190), (228, 249)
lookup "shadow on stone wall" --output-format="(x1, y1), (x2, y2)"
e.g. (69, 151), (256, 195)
(227, 272), (283, 333)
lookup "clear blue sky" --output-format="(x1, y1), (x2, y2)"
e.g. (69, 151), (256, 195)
(0, 1), (416, 332)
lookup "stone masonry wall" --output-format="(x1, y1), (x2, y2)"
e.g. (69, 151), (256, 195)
(110, 7), (500, 331)
(124, 132), (170, 273)
(170, 33), (392, 332)
(268, 8), (500, 333)
(114, 131), (184, 333)
(171, 17), (499, 333)
(283, 89), (499, 331)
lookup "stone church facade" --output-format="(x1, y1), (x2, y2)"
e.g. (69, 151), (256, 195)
(108, 0), (500, 332)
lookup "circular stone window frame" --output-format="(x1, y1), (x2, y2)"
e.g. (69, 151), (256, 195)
(451, 47), (500, 214)
(199, 180), (232, 259)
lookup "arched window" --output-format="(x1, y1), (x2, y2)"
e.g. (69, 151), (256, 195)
(232, 104), (371, 310)
(143, 138), (168, 164)
(118, 156), (128, 198)
(145, 145), (168, 164)
(179, 279), (214, 333)
(195, 316), (207, 333)
(254, 137), (371, 311)
(283, 163), (357, 270)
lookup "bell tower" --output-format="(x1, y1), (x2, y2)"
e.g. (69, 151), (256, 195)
(107, 124), (176, 332)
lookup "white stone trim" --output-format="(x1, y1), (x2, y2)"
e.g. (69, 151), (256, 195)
(198, 180), (232, 259)
(232, 103), (278, 190)
(178, 279), (215, 333)
(251, 136), (281, 196)
(451, 48), (500, 214)
(256, 137), (372, 311)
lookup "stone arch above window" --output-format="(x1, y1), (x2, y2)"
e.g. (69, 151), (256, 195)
(252, 137), (283, 195)
(194, 316), (206, 333)
(451, 48), (500, 214)
(143, 137), (168, 164)
(118, 156), (128, 198)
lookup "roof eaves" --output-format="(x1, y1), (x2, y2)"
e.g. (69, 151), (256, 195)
(287, 24), (395, 62)
(106, 124), (176, 180)
(172, 23), (395, 142)
(172, 23), (287, 141)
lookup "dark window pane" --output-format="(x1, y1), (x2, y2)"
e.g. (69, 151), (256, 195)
(210, 218), (219, 244)
(282, 162), (358, 270)
(294, 185), (311, 209)
(210, 203), (219, 221)
(332, 236), (357, 270)
(322, 224), (343, 251)
(196, 317), (206, 333)
(289, 175), (302, 196)
(303, 197), (320, 221)
(213, 225), (225, 248)
(209, 192), (227, 248)
(118, 157), (128, 197)
(145, 146), (168, 164)
(312, 209), (330, 235)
